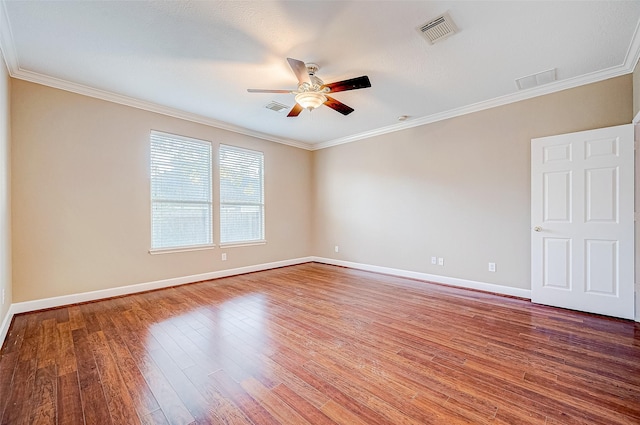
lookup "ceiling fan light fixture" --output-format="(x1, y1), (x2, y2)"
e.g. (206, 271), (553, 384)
(295, 91), (327, 110)
(248, 57), (371, 117)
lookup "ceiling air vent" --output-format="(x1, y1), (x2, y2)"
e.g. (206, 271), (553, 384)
(515, 68), (557, 90)
(264, 101), (289, 113)
(418, 12), (458, 44)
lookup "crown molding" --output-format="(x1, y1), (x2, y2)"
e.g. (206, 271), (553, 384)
(312, 62), (635, 151)
(312, 18), (640, 150)
(13, 62), (631, 153)
(8, 63), (632, 154)
(0, 1), (17, 72)
(1, 2), (639, 152)
(0, 1), (313, 151)
(624, 15), (640, 71)
(11, 68), (314, 151)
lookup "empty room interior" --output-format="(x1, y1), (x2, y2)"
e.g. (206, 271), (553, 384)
(1, 1), (640, 424)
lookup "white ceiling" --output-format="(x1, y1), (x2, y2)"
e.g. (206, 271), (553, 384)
(2, 1), (640, 150)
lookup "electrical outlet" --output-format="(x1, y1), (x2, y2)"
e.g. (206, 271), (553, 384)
(335, 245), (339, 253)
(438, 257), (444, 266)
(431, 256), (437, 265)
(221, 253), (227, 261)
(488, 262), (496, 272)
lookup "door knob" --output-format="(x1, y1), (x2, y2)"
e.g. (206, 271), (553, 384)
(533, 226), (542, 232)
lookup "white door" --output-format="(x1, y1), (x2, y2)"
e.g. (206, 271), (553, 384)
(531, 124), (634, 320)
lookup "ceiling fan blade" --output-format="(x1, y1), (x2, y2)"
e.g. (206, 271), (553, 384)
(247, 89), (292, 93)
(287, 58), (311, 85)
(287, 103), (304, 117)
(324, 96), (354, 115)
(323, 76), (371, 93)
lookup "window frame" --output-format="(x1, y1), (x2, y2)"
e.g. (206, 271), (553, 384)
(219, 144), (266, 247)
(149, 130), (214, 254)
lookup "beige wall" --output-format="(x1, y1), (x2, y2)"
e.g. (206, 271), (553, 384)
(11, 80), (312, 302)
(634, 59), (640, 316)
(313, 75), (632, 291)
(634, 58), (640, 118)
(0, 57), (10, 326)
(636, 124), (640, 321)
(7, 73), (637, 308)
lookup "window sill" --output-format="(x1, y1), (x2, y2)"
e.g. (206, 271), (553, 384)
(219, 240), (267, 249)
(149, 244), (216, 255)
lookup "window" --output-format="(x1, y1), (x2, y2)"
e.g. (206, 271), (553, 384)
(219, 144), (264, 245)
(150, 131), (212, 251)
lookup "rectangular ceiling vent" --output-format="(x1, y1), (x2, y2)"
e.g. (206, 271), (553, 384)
(515, 68), (557, 90)
(264, 101), (289, 113)
(418, 12), (458, 44)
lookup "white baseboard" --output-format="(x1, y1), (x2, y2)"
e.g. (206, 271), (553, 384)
(0, 304), (17, 350)
(311, 256), (532, 299)
(10, 256), (314, 315)
(635, 283), (640, 322)
(10, 255), (636, 350)
(0, 256), (313, 349)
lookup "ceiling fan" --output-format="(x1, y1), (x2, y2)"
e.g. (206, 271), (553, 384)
(247, 58), (371, 117)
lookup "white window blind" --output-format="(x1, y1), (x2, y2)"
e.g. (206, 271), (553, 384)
(150, 131), (212, 250)
(219, 144), (264, 244)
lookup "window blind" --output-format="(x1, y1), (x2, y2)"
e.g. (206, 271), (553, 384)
(150, 131), (212, 250)
(219, 144), (264, 244)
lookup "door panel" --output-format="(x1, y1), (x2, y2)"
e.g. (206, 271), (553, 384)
(543, 143), (572, 162)
(584, 239), (617, 295)
(585, 167), (617, 222)
(543, 238), (571, 289)
(543, 171), (572, 222)
(585, 137), (617, 158)
(531, 124), (634, 320)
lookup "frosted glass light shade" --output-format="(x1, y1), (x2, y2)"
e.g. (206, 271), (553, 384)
(295, 92), (327, 110)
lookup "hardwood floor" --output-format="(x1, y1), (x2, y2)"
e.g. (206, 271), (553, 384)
(1, 262), (640, 424)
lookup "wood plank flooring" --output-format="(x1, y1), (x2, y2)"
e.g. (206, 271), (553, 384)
(1, 262), (640, 424)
